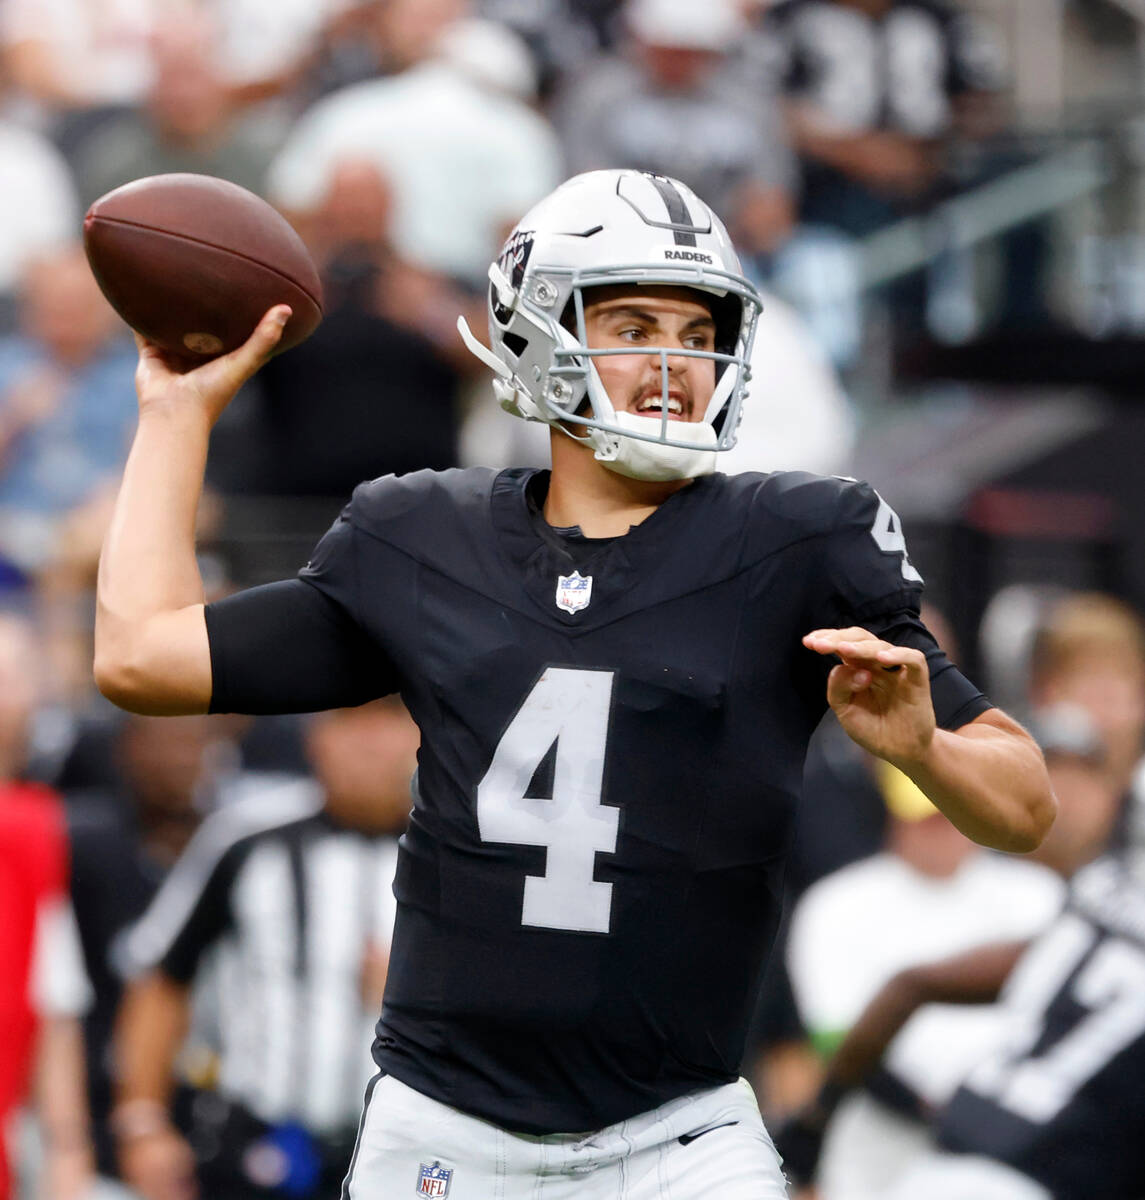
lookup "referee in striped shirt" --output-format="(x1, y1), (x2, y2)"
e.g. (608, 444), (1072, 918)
(108, 699), (419, 1200)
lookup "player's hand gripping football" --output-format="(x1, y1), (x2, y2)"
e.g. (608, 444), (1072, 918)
(802, 627), (934, 767)
(133, 304), (291, 428)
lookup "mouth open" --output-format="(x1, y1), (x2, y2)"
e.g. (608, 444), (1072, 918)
(635, 393), (688, 421)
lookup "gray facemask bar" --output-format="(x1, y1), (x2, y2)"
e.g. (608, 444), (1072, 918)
(517, 262), (763, 452)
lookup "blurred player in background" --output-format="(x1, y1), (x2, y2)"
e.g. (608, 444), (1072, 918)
(1026, 591), (1145, 800)
(93, 169), (1054, 1198)
(66, 712), (233, 1188)
(784, 757), (1060, 1200)
(777, 709), (1137, 1200)
(111, 700), (417, 1200)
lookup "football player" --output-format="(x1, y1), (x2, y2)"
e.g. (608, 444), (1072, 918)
(93, 170), (1054, 1199)
(778, 742), (1141, 1200)
(775, 712), (1127, 1199)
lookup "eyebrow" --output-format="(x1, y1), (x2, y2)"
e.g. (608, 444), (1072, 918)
(594, 305), (716, 331)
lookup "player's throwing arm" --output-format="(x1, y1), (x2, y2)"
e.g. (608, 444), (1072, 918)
(89, 176), (323, 716)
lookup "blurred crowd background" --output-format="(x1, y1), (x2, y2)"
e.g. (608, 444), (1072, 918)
(3, 0), (1145, 1198)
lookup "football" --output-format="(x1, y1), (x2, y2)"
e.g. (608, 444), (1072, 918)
(83, 173), (323, 361)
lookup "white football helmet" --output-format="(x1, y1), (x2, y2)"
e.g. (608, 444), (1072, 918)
(458, 169), (763, 481)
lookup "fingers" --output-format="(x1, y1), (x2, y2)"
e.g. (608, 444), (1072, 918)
(804, 628), (927, 686)
(217, 305), (291, 386)
(803, 627), (878, 655)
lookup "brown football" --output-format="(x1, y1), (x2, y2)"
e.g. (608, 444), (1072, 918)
(83, 173), (323, 361)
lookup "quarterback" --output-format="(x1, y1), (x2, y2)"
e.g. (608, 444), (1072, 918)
(95, 170), (1054, 1198)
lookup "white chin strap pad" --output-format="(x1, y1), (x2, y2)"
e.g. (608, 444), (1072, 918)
(594, 413), (718, 481)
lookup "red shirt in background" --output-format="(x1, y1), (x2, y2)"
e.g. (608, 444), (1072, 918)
(0, 782), (67, 1199)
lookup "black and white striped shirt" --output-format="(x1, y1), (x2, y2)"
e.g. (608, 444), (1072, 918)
(119, 783), (400, 1135)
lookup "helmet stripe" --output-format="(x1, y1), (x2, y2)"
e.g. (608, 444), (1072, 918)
(644, 174), (698, 247)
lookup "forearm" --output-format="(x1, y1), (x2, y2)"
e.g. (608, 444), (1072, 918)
(99, 407), (210, 621)
(894, 711), (1056, 852)
(95, 307), (288, 713)
(94, 407), (212, 710)
(828, 940), (1022, 1090)
(34, 1015), (93, 1154)
(114, 973), (191, 1112)
(113, 974), (199, 1198)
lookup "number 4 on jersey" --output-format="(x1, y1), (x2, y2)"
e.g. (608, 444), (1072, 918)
(871, 495), (923, 583)
(477, 668), (619, 934)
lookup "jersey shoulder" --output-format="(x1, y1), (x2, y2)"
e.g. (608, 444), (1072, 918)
(346, 466), (501, 551)
(718, 470), (889, 553)
(349, 467), (500, 526)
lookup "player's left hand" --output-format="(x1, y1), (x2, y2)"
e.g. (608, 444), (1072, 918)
(802, 627), (934, 766)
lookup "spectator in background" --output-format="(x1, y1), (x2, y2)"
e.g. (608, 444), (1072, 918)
(218, 157), (466, 505)
(1026, 591), (1145, 800)
(785, 756), (1062, 1200)
(74, 14), (289, 210)
(0, 0), (157, 149)
(778, 710), (1125, 1199)
(0, 122), (77, 328)
(554, 0), (794, 261)
(66, 712), (259, 1187)
(0, 250), (136, 588)
(0, 0), (338, 151)
(112, 700), (418, 1200)
(755, 0), (1002, 360)
(303, 0), (468, 101)
(480, 0), (623, 101)
(761, 0), (1001, 238)
(0, 614), (95, 1200)
(267, 15), (562, 289)
(0, 247), (136, 585)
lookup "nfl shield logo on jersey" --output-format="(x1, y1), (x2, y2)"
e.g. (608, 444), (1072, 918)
(555, 571), (593, 613)
(417, 1161), (453, 1197)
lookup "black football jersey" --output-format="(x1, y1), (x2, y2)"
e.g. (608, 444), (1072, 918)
(937, 855), (1145, 1200)
(205, 467), (989, 1134)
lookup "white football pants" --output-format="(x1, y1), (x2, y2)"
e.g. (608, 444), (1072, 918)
(341, 1073), (790, 1199)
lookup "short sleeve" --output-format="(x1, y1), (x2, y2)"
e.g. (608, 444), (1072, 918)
(812, 479), (991, 731)
(815, 480), (925, 627)
(206, 505), (400, 715)
(30, 897), (93, 1018)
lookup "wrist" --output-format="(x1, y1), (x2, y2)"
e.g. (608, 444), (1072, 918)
(883, 725), (940, 777)
(137, 399), (215, 434)
(109, 1099), (173, 1142)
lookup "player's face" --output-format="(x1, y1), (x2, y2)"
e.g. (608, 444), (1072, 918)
(582, 286), (717, 423)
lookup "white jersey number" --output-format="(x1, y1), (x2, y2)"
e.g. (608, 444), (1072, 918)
(870, 495), (923, 583)
(477, 668), (619, 933)
(965, 913), (1145, 1123)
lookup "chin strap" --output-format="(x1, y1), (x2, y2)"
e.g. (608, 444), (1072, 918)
(595, 413), (719, 481)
